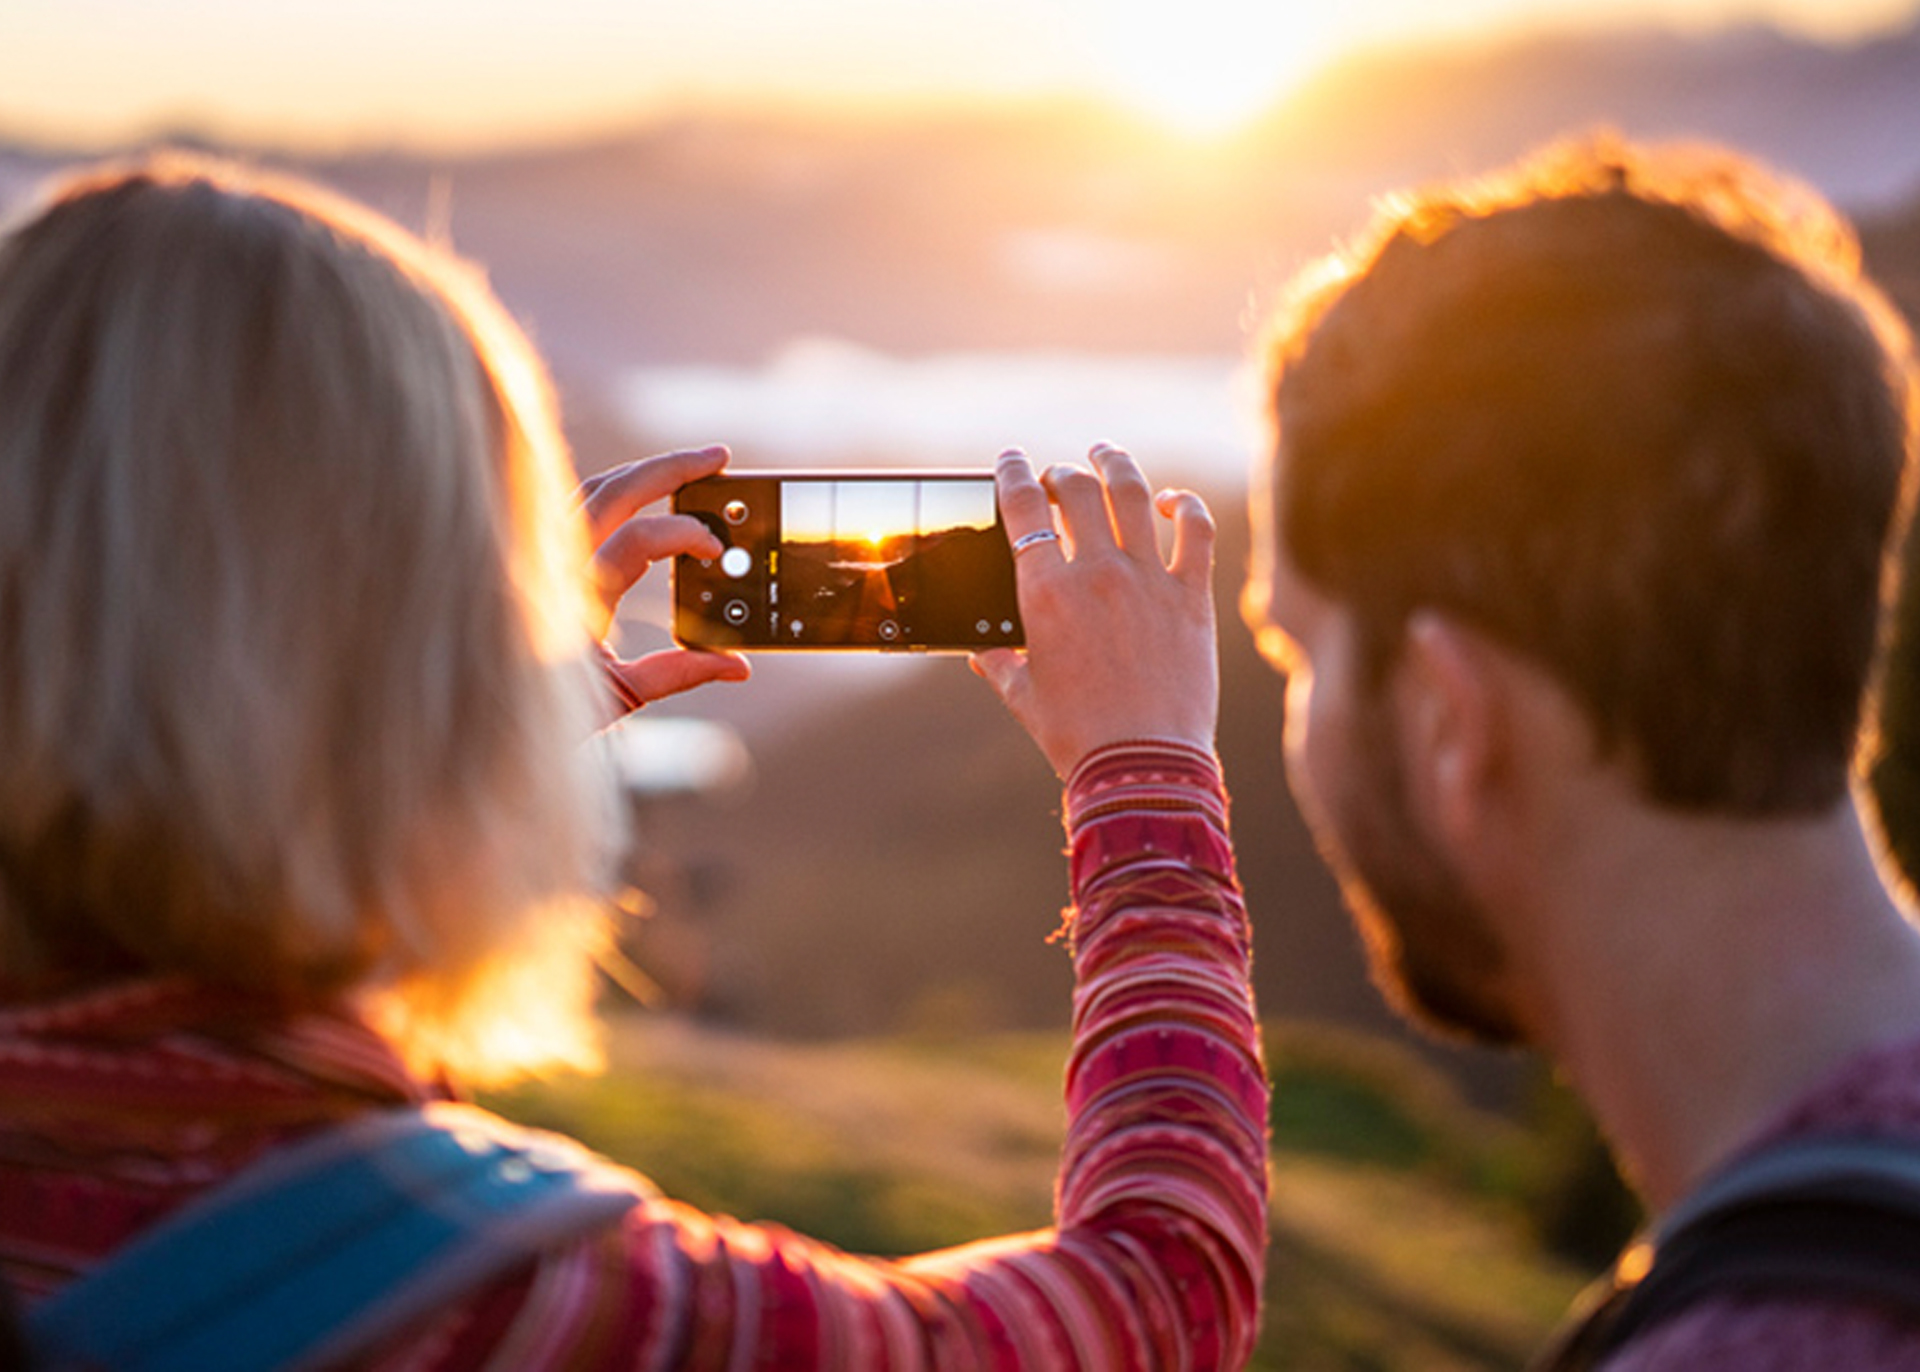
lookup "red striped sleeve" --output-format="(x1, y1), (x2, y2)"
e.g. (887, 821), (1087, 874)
(420, 740), (1269, 1370)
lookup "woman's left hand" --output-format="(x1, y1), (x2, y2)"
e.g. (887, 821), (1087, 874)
(971, 444), (1217, 777)
(578, 444), (750, 715)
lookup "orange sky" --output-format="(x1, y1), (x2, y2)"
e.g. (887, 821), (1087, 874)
(1, 0), (1914, 150)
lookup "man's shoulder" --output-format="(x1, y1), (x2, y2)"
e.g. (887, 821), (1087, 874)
(1600, 1029), (1920, 1370)
(1605, 1293), (1920, 1370)
(1751, 1032), (1920, 1149)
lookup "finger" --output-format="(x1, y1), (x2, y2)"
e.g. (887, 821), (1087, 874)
(594, 513), (724, 591)
(995, 449), (1065, 567)
(1158, 488), (1217, 588)
(587, 513), (725, 634)
(611, 648), (751, 710)
(578, 444), (728, 518)
(1042, 462), (1117, 558)
(995, 448), (1054, 537)
(580, 445), (730, 544)
(1089, 443), (1157, 556)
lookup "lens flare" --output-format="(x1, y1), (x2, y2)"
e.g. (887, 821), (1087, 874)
(1084, 3), (1343, 137)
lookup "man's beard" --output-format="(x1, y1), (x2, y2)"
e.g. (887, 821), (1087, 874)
(1305, 690), (1527, 1048)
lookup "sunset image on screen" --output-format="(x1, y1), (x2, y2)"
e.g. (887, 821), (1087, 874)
(770, 478), (1010, 645)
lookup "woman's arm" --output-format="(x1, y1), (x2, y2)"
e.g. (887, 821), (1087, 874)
(451, 739), (1265, 1371)
(464, 444), (1268, 1369)
(893, 738), (1266, 1367)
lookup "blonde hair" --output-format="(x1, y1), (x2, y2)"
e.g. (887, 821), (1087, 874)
(0, 155), (620, 1082)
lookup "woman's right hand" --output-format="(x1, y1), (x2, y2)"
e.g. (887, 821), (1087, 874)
(971, 444), (1219, 778)
(577, 445), (751, 716)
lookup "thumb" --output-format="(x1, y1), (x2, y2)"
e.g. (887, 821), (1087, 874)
(614, 649), (751, 710)
(972, 648), (1054, 767)
(969, 648), (1025, 707)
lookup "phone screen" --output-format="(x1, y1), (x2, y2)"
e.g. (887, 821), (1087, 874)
(673, 472), (1022, 651)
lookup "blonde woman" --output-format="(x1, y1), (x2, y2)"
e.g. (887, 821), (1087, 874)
(0, 158), (1266, 1369)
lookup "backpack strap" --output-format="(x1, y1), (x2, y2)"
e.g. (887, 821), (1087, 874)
(1532, 1135), (1920, 1371)
(28, 1101), (645, 1372)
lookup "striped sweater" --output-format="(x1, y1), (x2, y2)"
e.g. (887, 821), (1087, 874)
(0, 740), (1269, 1369)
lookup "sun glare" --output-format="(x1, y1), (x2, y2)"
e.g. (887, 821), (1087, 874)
(1085, 3), (1343, 137)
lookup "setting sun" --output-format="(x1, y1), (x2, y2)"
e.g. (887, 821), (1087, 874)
(0, 0), (1913, 150)
(1084, 2), (1343, 136)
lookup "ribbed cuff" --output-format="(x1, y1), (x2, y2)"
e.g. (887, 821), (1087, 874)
(596, 641), (647, 717)
(1064, 741), (1232, 894)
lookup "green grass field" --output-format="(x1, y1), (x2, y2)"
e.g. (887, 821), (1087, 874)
(482, 1012), (1603, 1370)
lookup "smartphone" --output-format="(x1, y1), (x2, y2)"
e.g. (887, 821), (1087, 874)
(672, 470), (1022, 651)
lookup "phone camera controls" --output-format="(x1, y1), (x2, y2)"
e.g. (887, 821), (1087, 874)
(722, 499), (750, 526)
(723, 599), (751, 626)
(719, 547), (752, 579)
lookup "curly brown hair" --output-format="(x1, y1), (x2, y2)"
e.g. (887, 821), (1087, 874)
(1251, 137), (1920, 814)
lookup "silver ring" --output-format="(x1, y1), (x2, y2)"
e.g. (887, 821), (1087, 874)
(1011, 529), (1060, 555)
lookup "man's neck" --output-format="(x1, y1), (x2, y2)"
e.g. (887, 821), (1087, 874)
(1523, 798), (1920, 1213)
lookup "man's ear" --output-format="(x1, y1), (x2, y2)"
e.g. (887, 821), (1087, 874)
(1394, 610), (1511, 853)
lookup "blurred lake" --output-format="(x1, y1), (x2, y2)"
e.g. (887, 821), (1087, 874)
(618, 338), (1262, 488)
